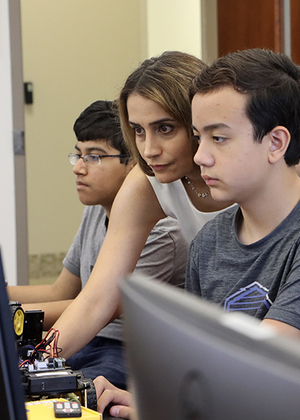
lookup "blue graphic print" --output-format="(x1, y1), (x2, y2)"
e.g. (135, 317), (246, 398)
(224, 282), (269, 313)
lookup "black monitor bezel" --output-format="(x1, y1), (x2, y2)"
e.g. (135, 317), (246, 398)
(0, 250), (27, 420)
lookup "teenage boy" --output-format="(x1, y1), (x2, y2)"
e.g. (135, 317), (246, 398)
(187, 48), (300, 338)
(8, 100), (188, 388)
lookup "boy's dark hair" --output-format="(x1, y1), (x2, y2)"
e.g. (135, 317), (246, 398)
(73, 100), (131, 164)
(190, 48), (300, 166)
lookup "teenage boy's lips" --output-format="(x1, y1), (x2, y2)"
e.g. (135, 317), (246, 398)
(201, 175), (218, 186)
(76, 181), (88, 189)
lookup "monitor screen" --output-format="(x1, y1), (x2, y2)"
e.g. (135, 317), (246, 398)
(0, 251), (27, 419)
(121, 273), (300, 420)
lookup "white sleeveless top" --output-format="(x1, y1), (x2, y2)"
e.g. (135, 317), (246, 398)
(147, 176), (231, 244)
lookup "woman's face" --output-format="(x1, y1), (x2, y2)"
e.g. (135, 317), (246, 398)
(127, 93), (195, 183)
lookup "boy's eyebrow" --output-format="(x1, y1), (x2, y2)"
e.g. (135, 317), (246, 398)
(202, 123), (230, 132)
(75, 144), (109, 154)
(129, 118), (176, 127)
(192, 123), (230, 133)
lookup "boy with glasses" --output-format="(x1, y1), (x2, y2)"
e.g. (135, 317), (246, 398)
(8, 100), (188, 389)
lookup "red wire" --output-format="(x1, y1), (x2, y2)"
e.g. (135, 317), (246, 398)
(18, 327), (62, 368)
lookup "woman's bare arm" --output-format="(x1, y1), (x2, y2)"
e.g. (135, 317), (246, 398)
(52, 166), (166, 359)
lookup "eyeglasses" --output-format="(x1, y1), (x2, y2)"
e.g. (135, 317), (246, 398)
(68, 153), (130, 166)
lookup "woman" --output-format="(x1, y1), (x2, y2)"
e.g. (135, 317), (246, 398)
(118, 51), (230, 243)
(51, 51), (233, 383)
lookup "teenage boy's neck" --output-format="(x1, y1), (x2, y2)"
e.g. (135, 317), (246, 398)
(237, 170), (300, 245)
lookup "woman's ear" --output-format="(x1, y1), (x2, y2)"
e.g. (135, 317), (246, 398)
(268, 126), (291, 164)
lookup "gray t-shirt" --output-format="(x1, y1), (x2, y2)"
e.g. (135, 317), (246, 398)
(64, 205), (188, 340)
(186, 201), (300, 330)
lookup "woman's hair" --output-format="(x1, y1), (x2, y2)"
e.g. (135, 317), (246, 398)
(118, 51), (205, 175)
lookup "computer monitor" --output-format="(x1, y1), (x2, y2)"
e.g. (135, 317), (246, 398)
(121, 273), (300, 420)
(0, 250), (27, 419)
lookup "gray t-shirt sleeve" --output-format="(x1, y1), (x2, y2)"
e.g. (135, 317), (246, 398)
(185, 239), (202, 296)
(63, 223), (83, 278)
(264, 242), (300, 329)
(63, 206), (106, 287)
(135, 217), (188, 287)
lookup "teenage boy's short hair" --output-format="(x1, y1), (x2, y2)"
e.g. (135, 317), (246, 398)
(73, 100), (131, 164)
(190, 48), (300, 166)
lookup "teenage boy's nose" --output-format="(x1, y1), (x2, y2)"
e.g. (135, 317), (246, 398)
(73, 158), (87, 175)
(193, 141), (214, 167)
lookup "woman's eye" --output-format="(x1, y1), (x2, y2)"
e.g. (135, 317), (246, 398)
(133, 126), (144, 136)
(159, 125), (172, 134)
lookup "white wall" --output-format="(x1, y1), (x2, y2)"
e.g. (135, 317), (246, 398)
(146, 0), (201, 58)
(0, 0), (17, 284)
(21, 0), (143, 259)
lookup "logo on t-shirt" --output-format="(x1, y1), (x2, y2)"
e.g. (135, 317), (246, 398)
(224, 281), (269, 313)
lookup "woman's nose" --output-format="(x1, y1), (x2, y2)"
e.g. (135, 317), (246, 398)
(143, 134), (162, 158)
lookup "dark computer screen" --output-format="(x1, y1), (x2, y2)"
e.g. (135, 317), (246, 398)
(121, 273), (300, 420)
(0, 250), (27, 419)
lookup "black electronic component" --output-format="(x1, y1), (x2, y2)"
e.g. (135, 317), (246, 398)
(23, 369), (78, 394)
(12, 305), (97, 411)
(10, 302), (44, 349)
(53, 400), (82, 418)
(22, 309), (44, 347)
(20, 363), (97, 411)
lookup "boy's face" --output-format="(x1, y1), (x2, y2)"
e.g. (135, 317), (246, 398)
(192, 86), (271, 206)
(72, 139), (133, 212)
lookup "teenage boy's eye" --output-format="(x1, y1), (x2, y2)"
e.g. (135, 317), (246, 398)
(192, 134), (201, 143)
(213, 136), (226, 143)
(87, 154), (101, 162)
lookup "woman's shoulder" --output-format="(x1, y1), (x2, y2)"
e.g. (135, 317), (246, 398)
(114, 165), (167, 222)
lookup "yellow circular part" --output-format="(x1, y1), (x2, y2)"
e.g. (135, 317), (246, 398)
(13, 308), (24, 337)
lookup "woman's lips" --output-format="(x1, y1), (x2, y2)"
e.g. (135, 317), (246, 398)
(149, 164), (170, 171)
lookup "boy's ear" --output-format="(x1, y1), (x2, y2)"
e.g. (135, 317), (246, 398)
(268, 126), (291, 164)
(126, 157), (137, 171)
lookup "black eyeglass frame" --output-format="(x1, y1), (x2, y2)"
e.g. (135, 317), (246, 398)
(68, 153), (130, 166)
